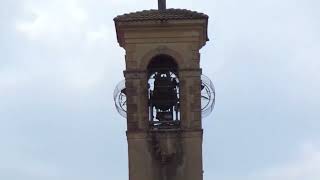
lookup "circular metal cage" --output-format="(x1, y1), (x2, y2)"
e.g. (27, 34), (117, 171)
(113, 80), (127, 118)
(114, 75), (215, 119)
(201, 75), (216, 118)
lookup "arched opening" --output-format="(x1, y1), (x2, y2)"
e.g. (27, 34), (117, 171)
(147, 54), (180, 129)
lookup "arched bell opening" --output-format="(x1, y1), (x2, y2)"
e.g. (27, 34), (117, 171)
(147, 54), (180, 129)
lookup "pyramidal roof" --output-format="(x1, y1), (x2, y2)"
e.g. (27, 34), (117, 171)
(114, 9), (208, 22)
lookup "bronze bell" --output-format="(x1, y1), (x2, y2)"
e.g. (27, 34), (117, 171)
(150, 73), (178, 111)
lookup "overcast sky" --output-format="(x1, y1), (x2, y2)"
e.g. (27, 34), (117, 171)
(0, 0), (319, 180)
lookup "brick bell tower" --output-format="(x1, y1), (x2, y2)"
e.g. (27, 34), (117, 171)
(113, 1), (215, 180)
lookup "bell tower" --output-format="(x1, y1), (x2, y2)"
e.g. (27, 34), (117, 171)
(113, 1), (215, 180)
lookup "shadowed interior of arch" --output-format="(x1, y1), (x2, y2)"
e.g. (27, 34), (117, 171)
(147, 54), (178, 78)
(147, 54), (180, 129)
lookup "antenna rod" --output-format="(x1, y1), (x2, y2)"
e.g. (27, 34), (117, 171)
(158, 0), (166, 11)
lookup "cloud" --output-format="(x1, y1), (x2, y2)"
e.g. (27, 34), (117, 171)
(15, 0), (117, 45)
(248, 142), (320, 180)
(16, 0), (86, 39)
(86, 25), (111, 42)
(5, 0), (125, 94)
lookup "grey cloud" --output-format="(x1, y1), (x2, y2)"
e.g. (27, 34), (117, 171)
(0, 0), (320, 180)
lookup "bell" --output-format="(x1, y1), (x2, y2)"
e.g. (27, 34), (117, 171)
(151, 73), (178, 111)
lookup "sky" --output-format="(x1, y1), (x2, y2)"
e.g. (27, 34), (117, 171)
(0, 0), (319, 180)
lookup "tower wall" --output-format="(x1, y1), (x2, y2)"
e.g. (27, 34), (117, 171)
(116, 17), (208, 180)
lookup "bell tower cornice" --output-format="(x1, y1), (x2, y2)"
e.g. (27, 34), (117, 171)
(114, 9), (209, 48)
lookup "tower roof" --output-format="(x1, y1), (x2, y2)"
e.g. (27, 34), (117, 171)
(114, 9), (208, 22)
